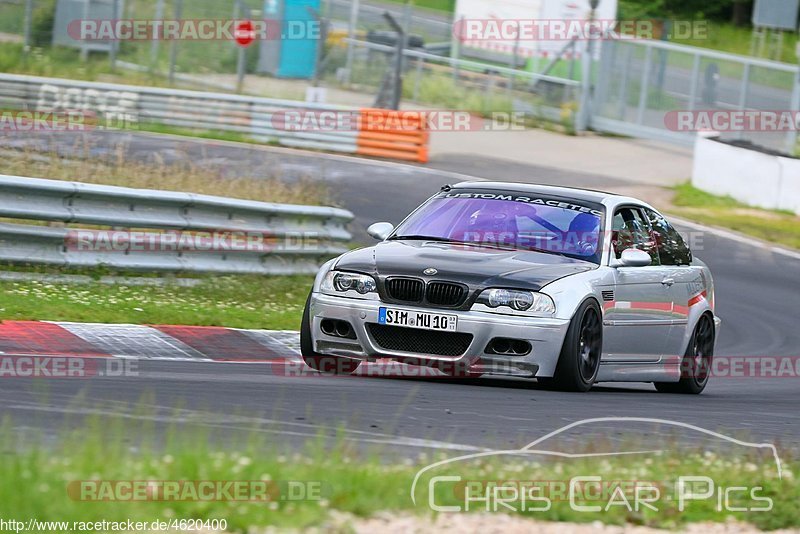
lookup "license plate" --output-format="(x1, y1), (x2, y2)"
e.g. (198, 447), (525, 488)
(378, 307), (458, 332)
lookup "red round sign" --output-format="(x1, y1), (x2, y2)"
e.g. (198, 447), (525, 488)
(234, 20), (255, 48)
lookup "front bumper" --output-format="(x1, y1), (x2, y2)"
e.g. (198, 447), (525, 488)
(308, 292), (571, 377)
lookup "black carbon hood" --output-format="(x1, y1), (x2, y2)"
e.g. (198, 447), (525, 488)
(333, 240), (595, 292)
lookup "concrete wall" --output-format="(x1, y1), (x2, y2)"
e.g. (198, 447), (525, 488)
(692, 132), (800, 215)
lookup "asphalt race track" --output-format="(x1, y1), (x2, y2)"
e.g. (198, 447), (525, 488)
(1, 131), (799, 454)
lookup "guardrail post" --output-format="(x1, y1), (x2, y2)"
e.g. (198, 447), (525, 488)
(80, 0), (90, 61)
(616, 43), (632, 120)
(508, 29), (520, 99)
(636, 44), (653, 126)
(168, 0), (183, 85)
(22, 0), (33, 53)
(235, 0), (246, 93)
(736, 63), (751, 140)
(452, 17), (463, 82)
(787, 66), (800, 155)
(150, 0), (165, 72)
(687, 53), (700, 111)
(109, 0), (119, 72)
(344, 0), (360, 86)
(576, 40), (594, 131)
(575, 0), (599, 132)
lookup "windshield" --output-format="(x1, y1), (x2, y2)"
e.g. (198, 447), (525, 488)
(392, 191), (604, 263)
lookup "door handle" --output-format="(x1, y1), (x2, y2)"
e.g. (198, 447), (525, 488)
(661, 278), (675, 287)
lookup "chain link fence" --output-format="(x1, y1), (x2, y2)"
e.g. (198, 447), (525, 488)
(335, 39), (579, 125)
(2, 0), (580, 126)
(594, 38), (799, 153)
(4, 0), (263, 85)
(4, 0), (798, 153)
(0, 0), (53, 47)
(326, 0), (452, 44)
(119, 0), (261, 78)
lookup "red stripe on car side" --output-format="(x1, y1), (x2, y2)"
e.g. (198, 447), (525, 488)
(688, 291), (708, 307)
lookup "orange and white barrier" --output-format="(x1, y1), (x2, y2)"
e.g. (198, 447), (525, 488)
(356, 108), (430, 163)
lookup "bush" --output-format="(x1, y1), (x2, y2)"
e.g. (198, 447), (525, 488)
(618, 0), (739, 21)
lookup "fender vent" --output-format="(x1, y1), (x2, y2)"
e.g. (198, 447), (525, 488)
(602, 290), (615, 302)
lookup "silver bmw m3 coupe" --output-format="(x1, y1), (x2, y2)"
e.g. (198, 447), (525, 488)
(301, 182), (719, 393)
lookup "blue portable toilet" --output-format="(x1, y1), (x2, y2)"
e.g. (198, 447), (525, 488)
(257, 0), (321, 79)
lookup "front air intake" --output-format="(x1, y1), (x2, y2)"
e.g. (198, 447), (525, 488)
(368, 324), (473, 357)
(426, 282), (467, 306)
(385, 277), (425, 303)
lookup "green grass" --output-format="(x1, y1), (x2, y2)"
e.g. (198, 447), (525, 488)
(669, 183), (800, 250)
(0, 0), (258, 77)
(0, 416), (797, 531)
(133, 122), (267, 145)
(2, 144), (331, 206)
(0, 133), (329, 331)
(673, 182), (744, 209)
(403, 72), (515, 116)
(382, 0), (455, 14)
(0, 3), (25, 36)
(667, 22), (796, 91)
(0, 274), (311, 329)
(0, 43), (152, 85)
(0, 40), (243, 90)
(672, 22), (798, 64)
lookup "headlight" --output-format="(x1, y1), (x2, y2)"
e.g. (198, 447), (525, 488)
(321, 271), (377, 297)
(476, 289), (555, 314)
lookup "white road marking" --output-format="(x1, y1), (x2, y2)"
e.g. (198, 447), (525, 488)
(52, 322), (211, 361)
(3, 399), (487, 452)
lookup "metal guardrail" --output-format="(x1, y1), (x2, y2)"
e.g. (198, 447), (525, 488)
(0, 72), (362, 155)
(0, 72), (431, 162)
(0, 174), (354, 275)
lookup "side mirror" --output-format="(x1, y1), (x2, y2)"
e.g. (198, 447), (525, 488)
(367, 222), (394, 241)
(616, 248), (652, 268)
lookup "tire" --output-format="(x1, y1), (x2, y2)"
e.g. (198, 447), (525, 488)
(654, 314), (714, 395)
(300, 293), (361, 375)
(550, 300), (603, 392)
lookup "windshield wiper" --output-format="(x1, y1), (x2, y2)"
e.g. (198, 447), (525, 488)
(388, 235), (464, 243)
(389, 235), (586, 257)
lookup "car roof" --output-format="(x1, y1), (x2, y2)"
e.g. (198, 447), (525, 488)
(450, 181), (647, 208)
